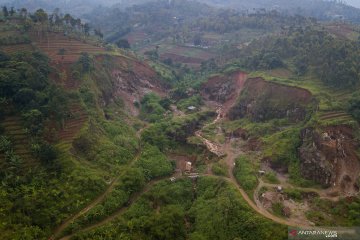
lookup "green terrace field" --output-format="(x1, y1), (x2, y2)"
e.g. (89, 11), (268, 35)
(139, 42), (216, 68)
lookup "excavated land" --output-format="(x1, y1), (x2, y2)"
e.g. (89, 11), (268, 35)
(228, 77), (314, 122)
(300, 125), (360, 196)
(95, 55), (168, 116)
(201, 71), (248, 116)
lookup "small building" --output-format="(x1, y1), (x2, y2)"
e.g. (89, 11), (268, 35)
(185, 161), (192, 173)
(187, 106), (196, 111)
(170, 177), (176, 182)
(258, 170), (266, 175)
(277, 186), (283, 192)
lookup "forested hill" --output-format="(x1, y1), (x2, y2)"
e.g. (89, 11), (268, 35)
(0, 8), (291, 239)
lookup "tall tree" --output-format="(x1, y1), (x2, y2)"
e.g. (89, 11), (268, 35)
(20, 8), (27, 18)
(83, 23), (90, 36)
(2, 6), (8, 17)
(63, 13), (72, 26)
(94, 29), (103, 39)
(9, 7), (15, 16)
(34, 9), (48, 24)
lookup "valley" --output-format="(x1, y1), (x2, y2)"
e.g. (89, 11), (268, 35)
(1, 1), (360, 240)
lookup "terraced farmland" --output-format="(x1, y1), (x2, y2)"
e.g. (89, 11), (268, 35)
(58, 102), (88, 144)
(140, 43), (215, 69)
(319, 111), (353, 121)
(0, 44), (34, 54)
(30, 32), (105, 63)
(0, 116), (36, 168)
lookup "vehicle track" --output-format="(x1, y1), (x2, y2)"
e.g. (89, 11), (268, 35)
(201, 108), (311, 228)
(58, 174), (179, 240)
(54, 108), (314, 240)
(50, 127), (147, 239)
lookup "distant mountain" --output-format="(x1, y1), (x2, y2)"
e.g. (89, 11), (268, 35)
(198, 0), (360, 22)
(0, 0), (119, 15)
(345, 0), (360, 8)
(1, 0), (360, 23)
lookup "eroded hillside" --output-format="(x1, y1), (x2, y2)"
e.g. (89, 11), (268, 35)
(1, 5), (360, 240)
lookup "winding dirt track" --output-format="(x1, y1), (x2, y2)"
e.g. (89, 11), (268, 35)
(255, 179), (339, 201)
(224, 149), (309, 227)
(50, 178), (119, 239)
(58, 175), (177, 240)
(198, 108), (310, 227)
(54, 108), (312, 240)
(51, 127), (148, 240)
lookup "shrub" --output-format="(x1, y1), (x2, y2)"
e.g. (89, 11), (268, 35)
(31, 141), (58, 164)
(177, 95), (202, 112)
(264, 172), (279, 184)
(348, 92), (360, 121)
(234, 156), (257, 191)
(272, 202), (285, 216)
(212, 162), (228, 177)
(0, 136), (12, 153)
(58, 48), (66, 55)
(284, 188), (302, 201)
(136, 144), (173, 180)
(140, 93), (167, 123)
(22, 109), (43, 136)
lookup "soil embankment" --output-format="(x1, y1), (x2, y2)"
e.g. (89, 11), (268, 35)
(228, 77), (314, 122)
(299, 125), (360, 196)
(201, 71), (248, 116)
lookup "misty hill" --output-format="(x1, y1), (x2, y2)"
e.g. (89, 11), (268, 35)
(199, 0), (360, 22)
(1, 2), (360, 240)
(0, 0), (119, 15)
(2, 0), (360, 23)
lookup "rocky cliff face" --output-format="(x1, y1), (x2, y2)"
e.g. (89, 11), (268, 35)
(94, 55), (168, 116)
(201, 71), (247, 114)
(228, 78), (314, 122)
(299, 126), (360, 196)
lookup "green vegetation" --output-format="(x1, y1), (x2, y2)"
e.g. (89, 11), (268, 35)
(62, 167), (146, 236)
(72, 177), (287, 240)
(306, 197), (360, 226)
(201, 122), (225, 144)
(262, 128), (300, 167)
(239, 27), (360, 88)
(2, 2), (360, 238)
(348, 92), (360, 121)
(211, 161), (228, 177)
(136, 144), (173, 180)
(141, 110), (215, 151)
(140, 93), (169, 123)
(72, 119), (138, 171)
(177, 94), (203, 112)
(283, 188), (302, 201)
(224, 118), (289, 138)
(264, 172), (280, 184)
(234, 156), (258, 191)
(272, 202), (285, 217)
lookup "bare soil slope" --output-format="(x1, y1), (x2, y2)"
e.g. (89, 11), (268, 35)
(228, 77), (314, 122)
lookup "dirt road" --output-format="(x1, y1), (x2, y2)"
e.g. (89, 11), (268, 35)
(50, 148), (144, 239)
(198, 107), (311, 228)
(58, 174), (180, 240)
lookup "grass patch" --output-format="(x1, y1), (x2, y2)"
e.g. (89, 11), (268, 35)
(177, 94), (202, 112)
(233, 155), (258, 191)
(283, 188), (302, 201)
(264, 172), (279, 184)
(211, 161), (228, 177)
(271, 202), (287, 217)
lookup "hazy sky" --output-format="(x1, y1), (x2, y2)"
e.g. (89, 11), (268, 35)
(346, 0), (360, 8)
